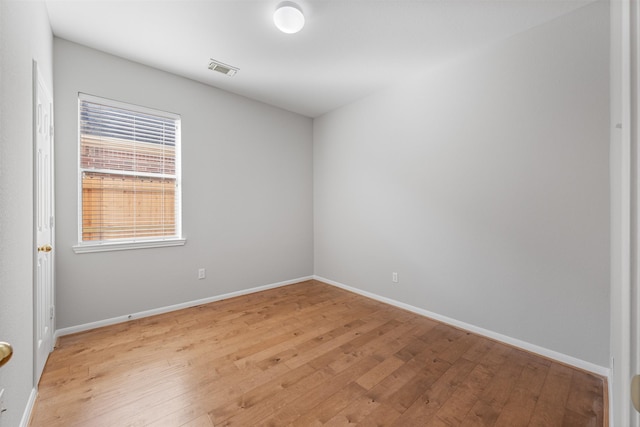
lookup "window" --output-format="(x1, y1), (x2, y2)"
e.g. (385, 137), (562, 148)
(73, 94), (184, 253)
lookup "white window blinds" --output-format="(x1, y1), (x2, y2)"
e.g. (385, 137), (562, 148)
(78, 94), (181, 244)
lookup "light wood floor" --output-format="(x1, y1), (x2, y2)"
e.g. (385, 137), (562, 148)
(30, 280), (606, 426)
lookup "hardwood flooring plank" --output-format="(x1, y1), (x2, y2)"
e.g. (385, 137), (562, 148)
(493, 386), (538, 427)
(255, 356), (380, 426)
(178, 414), (214, 427)
(434, 361), (494, 424)
(461, 339), (495, 363)
(390, 357), (477, 426)
(562, 408), (600, 427)
(528, 363), (574, 427)
(209, 363), (315, 422)
(477, 350), (524, 412)
(357, 404), (403, 427)
(290, 381), (367, 426)
(355, 355), (405, 390)
(323, 393), (381, 426)
(565, 369), (605, 426)
(460, 399), (501, 426)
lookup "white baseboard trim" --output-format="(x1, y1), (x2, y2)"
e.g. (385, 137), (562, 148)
(55, 276), (313, 339)
(314, 275), (610, 378)
(19, 388), (37, 427)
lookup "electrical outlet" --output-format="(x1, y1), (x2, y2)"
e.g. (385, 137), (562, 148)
(198, 268), (206, 280)
(392, 272), (398, 283)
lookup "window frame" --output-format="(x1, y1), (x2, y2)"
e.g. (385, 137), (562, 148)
(73, 93), (185, 253)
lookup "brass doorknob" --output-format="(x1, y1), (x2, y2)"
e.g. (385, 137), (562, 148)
(0, 342), (13, 368)
(37, 244), (52, 253)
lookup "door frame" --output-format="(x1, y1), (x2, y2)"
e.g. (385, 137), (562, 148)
(633, 0), (639, 422)
(32, 59), (55, 386)
(611, 0), (638, 424)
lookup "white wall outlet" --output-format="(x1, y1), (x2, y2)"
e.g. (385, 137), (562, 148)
(392, 272), (398, 283)
(198, 268), (206, 280)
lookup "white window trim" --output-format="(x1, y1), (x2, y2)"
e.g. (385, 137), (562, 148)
(75, 93), (184, 253)
(73, 238), (186, 254)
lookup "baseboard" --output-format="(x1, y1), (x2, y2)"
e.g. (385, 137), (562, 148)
(19, 388), (37, 427)
(314, 275), (610, 378)
(55, 276), (313, 339)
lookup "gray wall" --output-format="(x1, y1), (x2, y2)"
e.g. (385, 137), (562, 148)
(0, 0), (53, 425)
(54, 39), (313, 329)
(313, 1), (610, 367)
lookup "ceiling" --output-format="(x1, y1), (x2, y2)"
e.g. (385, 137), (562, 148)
(45, 0), (594, 118)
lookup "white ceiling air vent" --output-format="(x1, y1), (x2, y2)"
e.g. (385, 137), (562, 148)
(208, 59), (239, 77)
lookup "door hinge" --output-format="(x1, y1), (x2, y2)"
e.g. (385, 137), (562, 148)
(50, 306), (54, 320)
(50, 125), (54, 138)
(50, 216), (54, 228)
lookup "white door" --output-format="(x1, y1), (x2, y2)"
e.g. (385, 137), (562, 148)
(34, 61), (54, 384)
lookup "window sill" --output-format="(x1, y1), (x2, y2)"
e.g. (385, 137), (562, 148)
(73, 238), (186, 254)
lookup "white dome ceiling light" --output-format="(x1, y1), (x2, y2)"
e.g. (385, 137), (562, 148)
(273, 2), (305, 34)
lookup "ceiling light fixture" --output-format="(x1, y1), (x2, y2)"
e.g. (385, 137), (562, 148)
(273, 1), (305, 34)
